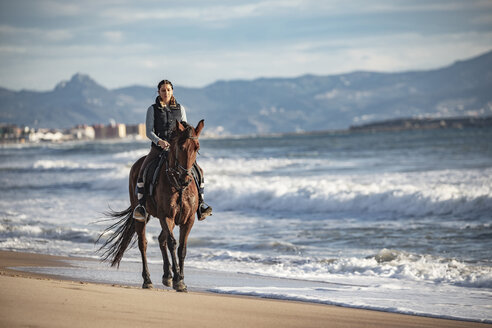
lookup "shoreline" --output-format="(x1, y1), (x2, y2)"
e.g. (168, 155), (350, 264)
(0, 250), (489, 328)
(3, 116), (491, 147)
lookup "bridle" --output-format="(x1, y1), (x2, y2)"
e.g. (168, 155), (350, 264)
(175, 136), (198, 178)
(166, 134), (199, 191)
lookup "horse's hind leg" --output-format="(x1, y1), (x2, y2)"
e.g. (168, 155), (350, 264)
(135, 219), (153, 289)
(158, 230), (172, 287)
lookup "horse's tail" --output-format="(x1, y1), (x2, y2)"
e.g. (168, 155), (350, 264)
(96, 206), (136, 267)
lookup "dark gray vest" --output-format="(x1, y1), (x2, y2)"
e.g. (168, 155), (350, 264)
(153, 103), (183, 143)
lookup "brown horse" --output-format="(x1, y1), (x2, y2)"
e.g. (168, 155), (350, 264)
(98, 119), (204, 292)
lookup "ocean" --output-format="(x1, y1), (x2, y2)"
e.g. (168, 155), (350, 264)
(1, 127), (491, 322)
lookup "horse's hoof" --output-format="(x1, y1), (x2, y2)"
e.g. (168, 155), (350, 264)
(142, 282), (153, 289)
(173, 280), (187, 293)
(162, 277), (172, 287)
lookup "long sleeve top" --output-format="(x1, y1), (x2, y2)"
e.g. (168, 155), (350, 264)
(145, 104), (187, 146)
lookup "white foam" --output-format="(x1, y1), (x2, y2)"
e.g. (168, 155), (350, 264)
(32, 159), (120, 170)
(112, 149), (148, 160)
(186, 248), (492, 289)
(210, 281), (492, 323)
(201, 157), (357, 175)
(202, 165), (492, 218)
(0, 221), (98, 243)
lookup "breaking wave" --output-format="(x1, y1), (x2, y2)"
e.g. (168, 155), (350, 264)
(203, 162), (492, 219)
(188, 248), (492, 289)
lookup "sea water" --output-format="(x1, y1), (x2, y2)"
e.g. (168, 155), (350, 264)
(0, 127), (491, 322)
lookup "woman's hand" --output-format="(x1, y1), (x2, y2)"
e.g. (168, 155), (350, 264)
(158, 140), (170, 149)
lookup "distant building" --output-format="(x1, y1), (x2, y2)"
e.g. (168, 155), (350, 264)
(71, 125), (95, 140)
(126, 123), (146, 139)
(0, 124), (22, 142)
(93, 124), (106, 139)
(25, 128), (66, 143)
(1, 121), (145, 143)
(111, 123), (126, 138)
(93, 123), (126, 139)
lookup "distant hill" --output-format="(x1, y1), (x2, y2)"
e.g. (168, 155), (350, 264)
(349, 116), (492, 132)
(1, 50), (491, 135)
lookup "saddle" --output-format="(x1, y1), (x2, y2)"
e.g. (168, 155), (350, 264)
(142, 151), (203, 198)
(143, 151), (168, 197)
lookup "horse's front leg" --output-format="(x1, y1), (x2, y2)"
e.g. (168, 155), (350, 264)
(176, 220), (195, 292)
(160, 218), (186, 292)
(158, 231), (172, 287)
(135, 219), (153, 289)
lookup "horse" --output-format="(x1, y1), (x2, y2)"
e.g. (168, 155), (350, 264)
(98, 119), (204, 292)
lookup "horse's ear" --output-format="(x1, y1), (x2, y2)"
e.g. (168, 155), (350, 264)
(176, 120), (185, 132)
(195, 119), (204, 137)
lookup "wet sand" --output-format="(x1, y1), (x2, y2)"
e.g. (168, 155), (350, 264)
(0, 250), (489, 328)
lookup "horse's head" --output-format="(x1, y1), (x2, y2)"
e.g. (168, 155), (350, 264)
(169, 119), (204, 187)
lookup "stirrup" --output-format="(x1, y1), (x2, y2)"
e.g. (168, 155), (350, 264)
(198, 203), (212, 221)
(133, 204), (147, 222)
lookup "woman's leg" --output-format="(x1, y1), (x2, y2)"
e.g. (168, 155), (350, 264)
(134, 146), (161, 220)
(192, 162), (212, 221)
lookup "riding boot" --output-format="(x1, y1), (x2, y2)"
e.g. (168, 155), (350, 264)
(197, 192), (212, 221)
(191, 162), (212, 221)
(133, 177), (147, 222)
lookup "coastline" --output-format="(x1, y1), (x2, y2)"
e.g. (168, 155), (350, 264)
(0, 250), (489, 328)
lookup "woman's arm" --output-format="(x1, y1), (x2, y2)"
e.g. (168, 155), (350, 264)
(180, 105), (188, 123)
(145, 105), (161, 146)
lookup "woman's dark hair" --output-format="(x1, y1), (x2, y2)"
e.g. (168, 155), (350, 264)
(157, 80), (177, 106)
(157, 79), (173, 90)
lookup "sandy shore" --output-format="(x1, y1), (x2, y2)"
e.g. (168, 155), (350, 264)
(0, 250), (489, 328)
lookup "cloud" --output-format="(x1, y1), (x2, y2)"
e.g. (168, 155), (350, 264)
(0, 46), (27, 54)
(148, 0), (487, 20)
(287, 31), (492, 73)
(1, 28), (491, 91)
(45, 30), (74, 42)
(98, 0), (304, 24)
(300, 0), (492, 14)
(473, 14), (492, 25)
(38, 1), (82, 16)
(0, 25), (73, 42)
(102, 31), (124, 43)
(1, 0), (491, 91)
(153, 31), (492, 87)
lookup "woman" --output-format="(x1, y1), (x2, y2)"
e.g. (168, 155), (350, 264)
(133, 79), (212, 221)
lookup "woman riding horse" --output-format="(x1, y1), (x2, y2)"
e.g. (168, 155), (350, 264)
(98, 79), (212, 291)
(133, 79), (212, 221)
(99, 118), (206, 292)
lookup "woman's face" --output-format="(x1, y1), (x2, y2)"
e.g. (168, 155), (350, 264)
(159, 83), (173, 105)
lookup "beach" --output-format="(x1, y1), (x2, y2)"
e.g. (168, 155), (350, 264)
(1, 250), (490, 328)
(1, 129), (491, 322)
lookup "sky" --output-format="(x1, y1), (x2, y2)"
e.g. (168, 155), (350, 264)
(0, 0), (491, 91)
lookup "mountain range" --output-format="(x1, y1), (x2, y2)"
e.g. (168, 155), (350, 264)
(1, 50), (491, 135)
